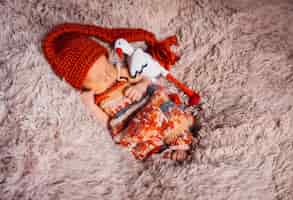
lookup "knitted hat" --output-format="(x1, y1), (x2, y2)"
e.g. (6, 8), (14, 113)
(42, 23), (179, 90)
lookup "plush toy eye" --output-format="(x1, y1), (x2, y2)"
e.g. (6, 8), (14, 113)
(130, 64), (148, 79)
(142, 63), (148, 69)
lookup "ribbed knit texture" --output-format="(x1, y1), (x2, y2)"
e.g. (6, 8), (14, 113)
(42, 23), (179, 90)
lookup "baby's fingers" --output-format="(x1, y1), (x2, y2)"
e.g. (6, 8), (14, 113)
(125, 88), (135, 99)
(125, 88), (140, 101)
(131, 91), (140, 101)
(124, 88), (131, 97)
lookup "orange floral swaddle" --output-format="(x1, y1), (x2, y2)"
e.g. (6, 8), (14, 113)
(95, 83), (195, 160)
(117, 85), (195, 160)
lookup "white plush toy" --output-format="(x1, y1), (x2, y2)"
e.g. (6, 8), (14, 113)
(114, 38), (200, 106)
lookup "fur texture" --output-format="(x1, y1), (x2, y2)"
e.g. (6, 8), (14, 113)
(1, 0), (293, 199)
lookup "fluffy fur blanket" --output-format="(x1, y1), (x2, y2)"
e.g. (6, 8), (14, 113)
(1, 0), (293, 199)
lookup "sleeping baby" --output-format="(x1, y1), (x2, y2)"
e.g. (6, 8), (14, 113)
(42, 23), (200, 161)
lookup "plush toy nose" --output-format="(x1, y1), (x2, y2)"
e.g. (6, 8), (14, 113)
(115, 48), (124, 60)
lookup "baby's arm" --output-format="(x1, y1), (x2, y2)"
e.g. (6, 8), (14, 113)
(80, 90), (109, 127)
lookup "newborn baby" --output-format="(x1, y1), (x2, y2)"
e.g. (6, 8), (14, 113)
(42, 23), (199, 161)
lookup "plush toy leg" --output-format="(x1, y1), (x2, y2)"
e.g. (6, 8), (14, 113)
(168, 93), (182, 105)
(166, 74), (200, 106)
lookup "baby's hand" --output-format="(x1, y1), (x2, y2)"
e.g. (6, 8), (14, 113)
(124, 84), (144, 101)
(124, 78), (151, 101)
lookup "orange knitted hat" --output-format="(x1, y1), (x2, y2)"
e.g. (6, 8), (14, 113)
(42, 23), (179, 90)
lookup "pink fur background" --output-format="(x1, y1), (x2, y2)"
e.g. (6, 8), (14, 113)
(1, 0), (293, 199)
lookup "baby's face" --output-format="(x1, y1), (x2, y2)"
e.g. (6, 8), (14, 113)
(82, 55), (117, 94)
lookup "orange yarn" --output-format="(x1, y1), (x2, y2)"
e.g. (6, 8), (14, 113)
(42, 23), (180, 90)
